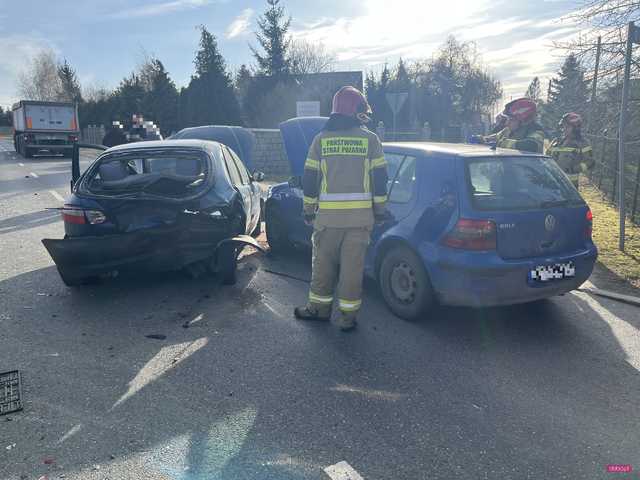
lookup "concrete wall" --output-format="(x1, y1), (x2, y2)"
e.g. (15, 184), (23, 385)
(249, 128), (290, 179)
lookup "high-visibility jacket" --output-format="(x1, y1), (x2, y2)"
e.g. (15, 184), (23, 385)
(302, 126), (388, 229)
(547, 136), (594, 176)
(485, 122), (545, 153)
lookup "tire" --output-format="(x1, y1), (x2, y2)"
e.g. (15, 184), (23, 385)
(265, 206), (290, 254)
(379, 245), (434, 320)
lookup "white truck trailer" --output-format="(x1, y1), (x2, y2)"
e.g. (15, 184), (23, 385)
(12, 101), (79, 158)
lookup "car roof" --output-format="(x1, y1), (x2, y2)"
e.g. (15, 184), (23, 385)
(104, 139), (219, 154)
(382, 142), (546, 158)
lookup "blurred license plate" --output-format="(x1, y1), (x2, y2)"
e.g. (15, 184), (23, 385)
(530, 262), (575, 282)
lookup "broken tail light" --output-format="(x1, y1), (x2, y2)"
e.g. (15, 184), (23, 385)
(442, 218), (497, 251)
(61, 207), (106, 225)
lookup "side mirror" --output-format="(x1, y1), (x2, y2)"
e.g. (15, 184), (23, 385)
(288, 176), (301, 188)
(252, 171), (265, 182)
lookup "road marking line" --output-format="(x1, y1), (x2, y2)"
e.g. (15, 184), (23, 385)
(49, 190), (65, 202)
(18, 162), (24, 167)
(29, 171), (39, 178)
(324, 461), (365, 480)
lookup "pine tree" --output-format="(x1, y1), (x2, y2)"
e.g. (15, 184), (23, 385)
(141, 59), (179, 135)
(544, 54), (589, 132)
(251, 0), (291, 77)
(525, 77), (541, 103)
(114, 74), (146, 122)
(57, 59), (83, 103)
(183, 26), (241, 126)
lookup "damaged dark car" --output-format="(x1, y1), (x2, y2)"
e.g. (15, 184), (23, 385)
(42, 131), (265, 287)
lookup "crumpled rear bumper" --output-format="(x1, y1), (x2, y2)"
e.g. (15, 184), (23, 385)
(42, 230), (265, 284)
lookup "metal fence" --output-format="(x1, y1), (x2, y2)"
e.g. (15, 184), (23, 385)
(586, 132), (640, 225)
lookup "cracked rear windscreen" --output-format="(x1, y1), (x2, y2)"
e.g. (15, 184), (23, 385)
(82, 150), (209, 198)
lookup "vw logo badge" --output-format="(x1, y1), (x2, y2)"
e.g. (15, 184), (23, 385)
(545, 214), (557, 231)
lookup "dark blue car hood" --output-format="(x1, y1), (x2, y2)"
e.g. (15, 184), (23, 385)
(279, 117), (328, 177)
(170, 126), (255, 170)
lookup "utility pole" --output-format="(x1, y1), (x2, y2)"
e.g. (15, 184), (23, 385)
(617, 22), (638, 251)
(589, 36), (602, 132)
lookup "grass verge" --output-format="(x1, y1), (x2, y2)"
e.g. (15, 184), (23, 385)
(580, 178), (640, 289)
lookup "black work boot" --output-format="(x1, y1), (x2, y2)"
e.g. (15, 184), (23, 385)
(335, 313), (358, 332)
(294, 305), (330, 321)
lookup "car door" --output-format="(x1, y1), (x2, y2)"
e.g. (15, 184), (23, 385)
(221, 146), (252, 233)
(369, 151), (419, 247)
(227, 147), (261, 232)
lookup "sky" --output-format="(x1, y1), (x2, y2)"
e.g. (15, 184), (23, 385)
(0, 0), (586, 110)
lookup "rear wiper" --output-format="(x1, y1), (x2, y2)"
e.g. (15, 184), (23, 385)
(540, 200), (568, 208)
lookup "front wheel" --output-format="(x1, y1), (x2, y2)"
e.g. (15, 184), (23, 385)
(379, 245), (434, 320)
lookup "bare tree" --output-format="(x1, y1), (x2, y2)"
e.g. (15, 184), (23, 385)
(556, 0), (640, 82)
(17, 49), (62, 101)
(288, 39), (337, 75)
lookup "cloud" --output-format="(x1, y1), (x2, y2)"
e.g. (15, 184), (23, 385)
(226, 8), (253, 39)
(0, 34), (58, 106)
(109, 0), (216, 19)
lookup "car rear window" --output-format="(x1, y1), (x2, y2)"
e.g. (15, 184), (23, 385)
(466, 156), (584, 211)
(81, 149), (208, 199)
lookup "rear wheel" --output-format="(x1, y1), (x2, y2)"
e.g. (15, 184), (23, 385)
(265, 206), (290, 254)
(379, 245), (433, 320)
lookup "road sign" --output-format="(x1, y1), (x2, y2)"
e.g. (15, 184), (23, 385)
(296, 101), (320, 117)
(385, 92), (409, 141)
(385, 92), (408, 115)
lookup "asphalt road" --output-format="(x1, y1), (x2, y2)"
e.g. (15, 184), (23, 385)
(0, 137), (639, 480)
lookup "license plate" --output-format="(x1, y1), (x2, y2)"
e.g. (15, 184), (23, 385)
(530, 262), (575, 282)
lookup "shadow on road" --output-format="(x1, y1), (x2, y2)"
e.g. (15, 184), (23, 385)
(0, 209), (61, 235)
(1, 255), (639, 479)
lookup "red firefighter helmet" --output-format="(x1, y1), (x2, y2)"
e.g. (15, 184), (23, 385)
(504, 98), (537, 123)
(560, 112), (582, 128)
(331, 86), (372, 123)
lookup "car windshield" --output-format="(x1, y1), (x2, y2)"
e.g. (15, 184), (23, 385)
(466, 156), (584, 211)
(82, 150), (208, 198)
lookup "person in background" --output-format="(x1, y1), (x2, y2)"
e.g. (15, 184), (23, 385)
(102, 121), (127, 147)
(547, 112), (593, 188)
(475, 98), (545, 153)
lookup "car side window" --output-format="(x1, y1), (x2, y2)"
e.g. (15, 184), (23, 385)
(384, 152), (406, 193)
(222, 147), (242, 187)
(228, 148), (251, 185)
(388, 155), (417, 204)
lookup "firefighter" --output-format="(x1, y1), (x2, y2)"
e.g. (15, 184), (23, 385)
(478, 98), (545, 153)
(102, 121), (127, 147)
(294, 86), (389, 332)
(547, 112), (594, 188)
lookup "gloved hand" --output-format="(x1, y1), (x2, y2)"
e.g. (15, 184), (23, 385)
(304, 214), (315, 226)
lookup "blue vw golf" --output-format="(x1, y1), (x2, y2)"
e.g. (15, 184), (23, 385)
(265, 117), (598, 320)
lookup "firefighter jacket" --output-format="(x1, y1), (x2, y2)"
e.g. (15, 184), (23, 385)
(485, 122), (545, 153)
(302, 126), (388, 229)
(547, 136), (594, 175)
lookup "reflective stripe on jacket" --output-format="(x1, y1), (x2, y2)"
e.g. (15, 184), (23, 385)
(302, 126), (388, 228)
(547, 137), (594, 174)
(484, 122), (545, 153)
